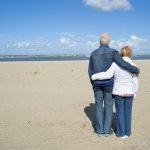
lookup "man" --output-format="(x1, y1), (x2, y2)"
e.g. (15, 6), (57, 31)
(88, 33), (140, 137)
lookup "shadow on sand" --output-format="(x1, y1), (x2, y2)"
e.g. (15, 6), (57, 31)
(84, 103), (117, 133)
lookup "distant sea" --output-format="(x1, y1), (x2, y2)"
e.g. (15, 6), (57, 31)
(0, 54), (150, 62)
(0, 55), (88, 62)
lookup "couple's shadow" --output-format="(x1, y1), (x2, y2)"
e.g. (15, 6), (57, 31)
(84, 103), (117, 133)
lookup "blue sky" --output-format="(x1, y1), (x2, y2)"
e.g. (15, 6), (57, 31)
(0, 0), (150, 55)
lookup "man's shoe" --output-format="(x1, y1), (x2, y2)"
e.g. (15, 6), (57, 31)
(97, 133), (104, 137)
(103, 133), (112, 137)
(94, 131), (104, 137)
(103, 130), (113, 137)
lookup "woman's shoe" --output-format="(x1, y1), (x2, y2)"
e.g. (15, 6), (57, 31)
(119, 136), (128, 139)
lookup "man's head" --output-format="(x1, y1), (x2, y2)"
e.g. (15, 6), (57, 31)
(100, 33), (110, 45)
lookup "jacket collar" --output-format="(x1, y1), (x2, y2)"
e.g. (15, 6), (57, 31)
(123, 56), (131, 59)
(122, 56), (132, 62)
(99, 44), (110, 48)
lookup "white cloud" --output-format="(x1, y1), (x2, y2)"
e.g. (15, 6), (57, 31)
(129, 35), (148, 48)
(7, 41), (31, 49)
(83, 0), (132, 11)
(60, 37), (71, 45)
(110, 35), (150, 54)
(59, 36), (77, 49)
(1, 34), (150, 55)
(5, 38), (52, 50)
(33, 38), (52, 50)
(86, 40), (99, 49)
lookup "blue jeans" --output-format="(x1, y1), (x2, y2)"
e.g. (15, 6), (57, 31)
(94, 86), (113, 134)
(114, 95), (134, 137)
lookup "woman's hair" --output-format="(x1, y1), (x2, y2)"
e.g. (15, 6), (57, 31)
(120, 46), (132, 58)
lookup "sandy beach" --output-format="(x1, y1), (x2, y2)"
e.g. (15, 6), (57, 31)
(0, 60), (150, 150)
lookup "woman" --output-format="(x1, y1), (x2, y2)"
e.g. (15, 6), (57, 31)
(91, 46), (139, 139)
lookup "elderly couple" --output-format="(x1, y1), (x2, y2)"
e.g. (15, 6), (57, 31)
(88, 33), (139, 139)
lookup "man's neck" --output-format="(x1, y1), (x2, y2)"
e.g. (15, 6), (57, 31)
(100, 44), (109, 47)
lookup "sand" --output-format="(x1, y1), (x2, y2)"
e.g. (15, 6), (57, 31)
(0, 60), (150, 150)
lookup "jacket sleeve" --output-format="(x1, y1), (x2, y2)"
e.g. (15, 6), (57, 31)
(88, 55), (93, 80)
(133, 76), (139, 93)
(91, 63), (116, 80)
(113, 50), (140, 75)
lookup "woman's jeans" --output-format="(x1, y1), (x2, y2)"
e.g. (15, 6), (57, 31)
(114, 95), (134, 137)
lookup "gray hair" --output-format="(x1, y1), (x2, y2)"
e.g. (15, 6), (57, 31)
(100, 33), (111, 45)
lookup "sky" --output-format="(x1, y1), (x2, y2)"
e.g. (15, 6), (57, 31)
(0, 0), (150, 55)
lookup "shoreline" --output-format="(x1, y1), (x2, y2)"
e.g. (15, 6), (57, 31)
(0, 59), (150, 63)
